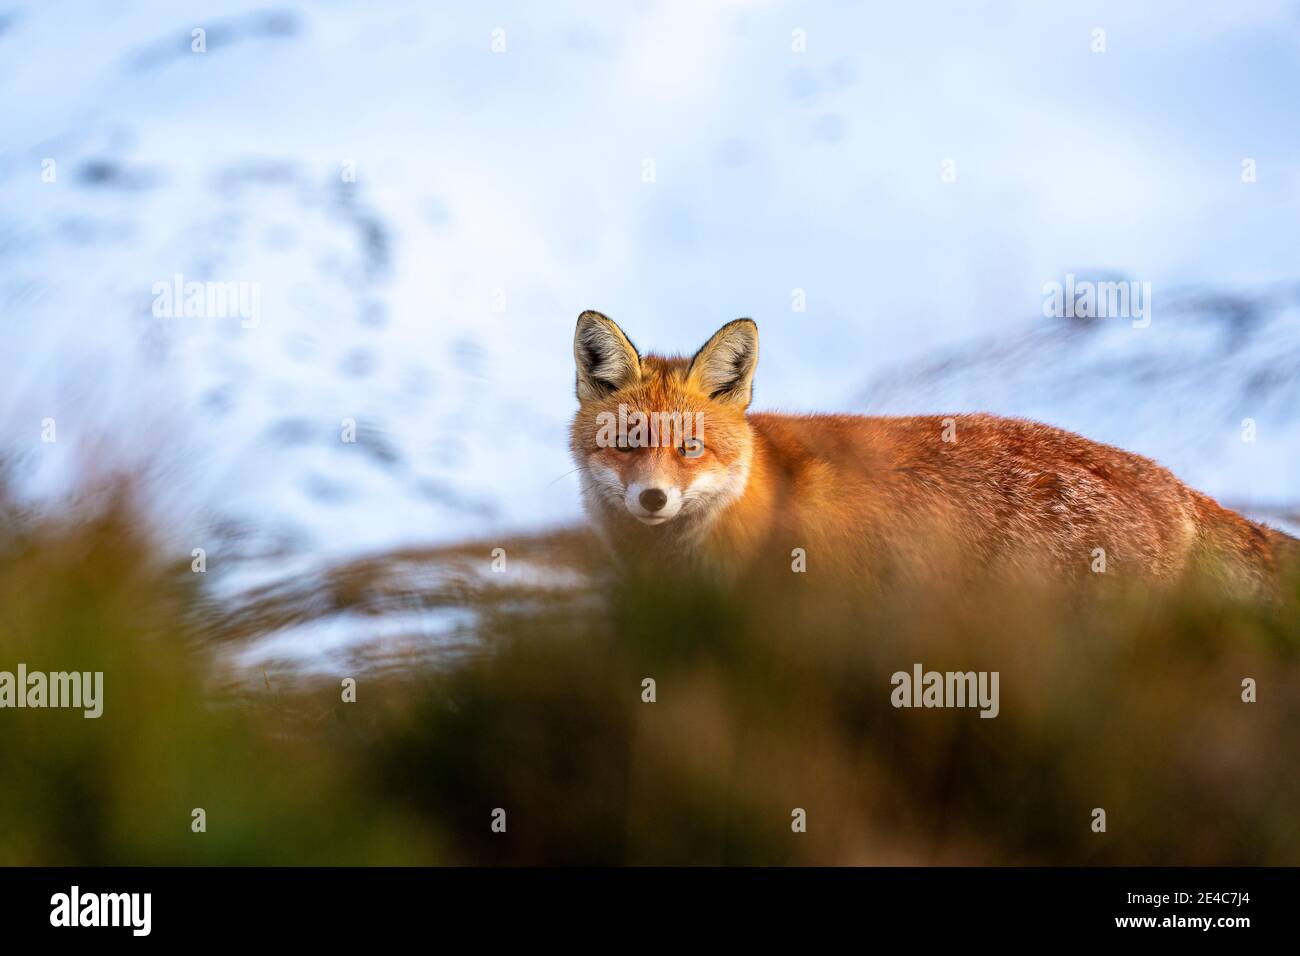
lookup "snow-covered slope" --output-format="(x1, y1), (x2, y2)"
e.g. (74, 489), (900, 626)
(2, 0), (1297, 599)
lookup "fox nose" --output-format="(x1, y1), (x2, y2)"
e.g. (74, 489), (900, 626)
(639, 488), (668, 513)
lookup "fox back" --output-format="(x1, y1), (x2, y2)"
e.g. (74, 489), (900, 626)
(570, 311), (1296, 595)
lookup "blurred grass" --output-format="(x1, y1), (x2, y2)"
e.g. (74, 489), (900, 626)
(1, 478), (1297, 865)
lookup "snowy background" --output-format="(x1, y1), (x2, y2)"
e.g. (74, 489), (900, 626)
(2, 0), (1298, 600)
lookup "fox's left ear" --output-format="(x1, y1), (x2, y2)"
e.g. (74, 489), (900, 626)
(688, 318), (759, 407)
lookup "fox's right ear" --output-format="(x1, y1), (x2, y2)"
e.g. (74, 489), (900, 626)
(574, 310), (641, 401)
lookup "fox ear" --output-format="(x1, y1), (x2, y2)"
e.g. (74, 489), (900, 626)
(574, 310), (641, 401)
(688, 318), (758, 407)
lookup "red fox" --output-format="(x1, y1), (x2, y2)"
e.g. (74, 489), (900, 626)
(570, 310), (1296, 594)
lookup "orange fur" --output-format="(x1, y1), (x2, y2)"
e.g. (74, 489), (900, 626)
(571, 312), (1296, 595)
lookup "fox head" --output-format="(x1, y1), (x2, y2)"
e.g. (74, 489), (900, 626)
(570, 310), (758, 538)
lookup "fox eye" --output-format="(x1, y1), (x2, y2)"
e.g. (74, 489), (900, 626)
(613, 442), (637, 453)
(680, 439), (705, 458)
